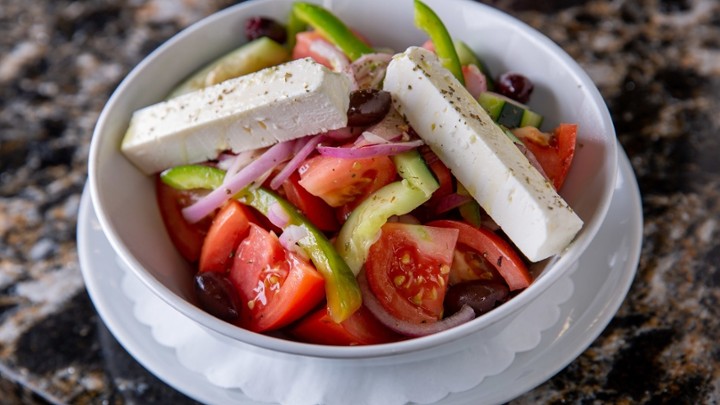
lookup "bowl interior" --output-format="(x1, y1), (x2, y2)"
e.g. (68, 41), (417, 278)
(89, 0), (617, 358)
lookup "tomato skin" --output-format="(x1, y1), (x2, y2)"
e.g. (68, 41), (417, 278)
(199, 200), (253, 274)
(156, 177), (211, 263)
(229, 224), (325, 332)
(298, 154), (396, 209)
(282, 171), (339, 232)
(290, 305), (401, 346)
(292, 31), (334, 69)
(427, 220), (532, 291)
(365, 222), (458, 324)
(514, 124), (577, 191)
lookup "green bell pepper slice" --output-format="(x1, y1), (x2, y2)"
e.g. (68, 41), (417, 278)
(414, 0), (464, 85)
(160, 165), (361, 323)
(335, 150), (439, 275)
(291, 2), (374, 61)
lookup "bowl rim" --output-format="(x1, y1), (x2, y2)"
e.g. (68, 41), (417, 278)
(89, 0), (617, 359)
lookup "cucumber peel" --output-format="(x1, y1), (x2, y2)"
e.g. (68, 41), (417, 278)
(167, 37), (290, 98)
(478, 91), (544, 129)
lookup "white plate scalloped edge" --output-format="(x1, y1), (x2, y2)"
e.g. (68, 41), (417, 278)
(78, 146), (641, 405)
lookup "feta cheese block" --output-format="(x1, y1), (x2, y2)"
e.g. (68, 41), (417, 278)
(121, 57), (352, 174)
(383, 47), (583, 262)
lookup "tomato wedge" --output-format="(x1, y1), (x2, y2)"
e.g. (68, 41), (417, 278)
(365, 222), (458, 323)
(427, 220), (532, 291)
(514, 123), (577, 191)
(199, 200), (253, 274)
(229, 223), (325, 332)
(155, 177), (211, 263)
(298, 154), (396, 208)
(281, 171), (339, 232)
(290, 305), (401, 346)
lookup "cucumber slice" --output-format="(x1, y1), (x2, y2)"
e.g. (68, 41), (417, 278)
(168, 37), (290, 98)
(477, 91), (543, 129)
(392, 149), (439, 198)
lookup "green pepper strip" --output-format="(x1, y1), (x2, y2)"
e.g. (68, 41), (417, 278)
(291, 2), (374, 61)
(239, 187), (361, 323)
(414, 0), (465, 85)
(160, 165), (362, 324)
(335, 151), (439, 275)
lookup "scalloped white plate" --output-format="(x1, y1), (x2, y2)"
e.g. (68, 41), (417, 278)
(78, 147), (641, 405)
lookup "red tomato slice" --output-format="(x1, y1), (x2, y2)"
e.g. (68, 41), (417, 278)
(199, 200), (253, 274)
(155, 177), (211, 263)
(292, 31), (334, 69)
(282, 171), (339, 232)
(448, 244), (505, 286)
(427, 220), (532, 291)
(298, 154), (396, 208)
(230, 224), (325, 332)
(514, 124), (577, 191)
(365, 222), (459, 323)
(290, 305), (401, 346)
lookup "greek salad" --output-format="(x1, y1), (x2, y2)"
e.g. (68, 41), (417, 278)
(121, 1), (582, 345)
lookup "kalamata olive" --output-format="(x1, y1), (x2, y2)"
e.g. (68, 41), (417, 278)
(495, 72), (534, 104)
(245, 16), (287, 44)
(347, 89), (392, 127)
(444, 280), (509, 317)
(194, 272), (240, 322)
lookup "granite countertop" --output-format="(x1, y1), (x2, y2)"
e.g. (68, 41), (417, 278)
(1, 0), (719, 403)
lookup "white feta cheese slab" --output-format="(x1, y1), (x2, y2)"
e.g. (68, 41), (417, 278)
(383, 47), (583, 262)
(121, 58), (351, 174)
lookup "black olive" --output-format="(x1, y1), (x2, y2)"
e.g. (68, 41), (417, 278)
(444, 280), (509, 317)
(347, 89), (392, 127)
(194, 272), (241, 322)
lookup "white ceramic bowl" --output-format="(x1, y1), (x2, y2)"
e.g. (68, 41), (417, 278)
(89, 0), (617, 359)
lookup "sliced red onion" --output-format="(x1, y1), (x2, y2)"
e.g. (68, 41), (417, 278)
(358, 108), (409, 145)
(309, 39), (350, 72)
(433, 193), (474, 215)
(220, 150), (259, 183)
(317, 139), (424, 159)
(267, 202), (291, 229)
(278, 225), (310, 261)
(269, 134), (325, 190)
(182, 141), (296, 223)
(348, 53), (393, 90)
(354, 131), (393, 148)
(323, 126), (355, 141)
(357, 270), (475, 337)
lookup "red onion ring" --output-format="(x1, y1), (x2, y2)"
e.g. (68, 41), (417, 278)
(267, 202), (291, 229)
(269, 134), (325, 190)
(317, 139), (424, 159)
(182, 140), (295, 223)
(357, 270), (475, 337)
(309, 40), (350, 71)
(278, 225), (310, 261)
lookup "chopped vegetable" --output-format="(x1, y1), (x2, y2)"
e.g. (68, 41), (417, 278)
(291, 2), (374, 61)
(413, 0), (464, 84)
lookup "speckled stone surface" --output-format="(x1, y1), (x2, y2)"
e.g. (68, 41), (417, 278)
(1, 0), (719, 404)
